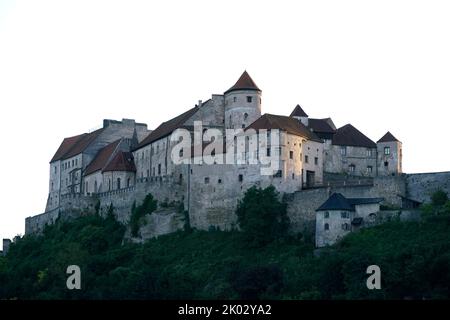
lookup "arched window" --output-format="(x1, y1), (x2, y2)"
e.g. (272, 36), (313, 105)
(127, 178), (131, 188)
(117, 178), (121, 190)
(324, 223), (329, 231)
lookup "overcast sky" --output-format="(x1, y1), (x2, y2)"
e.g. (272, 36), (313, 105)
(1, 0), (449, 246)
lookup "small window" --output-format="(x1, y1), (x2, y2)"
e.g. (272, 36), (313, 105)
(342, 223), (349, 231)
(305, 155), (309, 163)
(289, 151), (294, 159)
(300, 153), (302, 162)
(54, 167), (57, 174)
(273, 170), (282, 178)
(179, 174), (183, 183)
(218, 178), (222, 184)
(147, 169), (149, 177)
(341, 146), (347, 156)
(158, 164), (161, 175)
(314, 157), (318, 165)
(384, 161), (389, 167)
(341, 211), (349, 219)
(367, 166), (373, 173)
(179, 149), (183, 157)
(247, 96), (252, 103)
(292, 173), (295, 179)
(324, 211), (329, 218)
(204, 177), (210, 184)
(233, 97), (237, 103)
(366, 149), (373, 157)
(238, 174), (243, 182)
(266, 148), (271, 157)
(349, 164), (355, 172)
(384, 147), (390, 155)
(324, 223), (329, 231)
(244, 113), (248, 120)
(242, 124), (245, 128)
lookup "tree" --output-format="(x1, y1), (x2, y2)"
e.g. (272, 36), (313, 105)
(431, 190), (449, 207)
(236, 185), (289, 247)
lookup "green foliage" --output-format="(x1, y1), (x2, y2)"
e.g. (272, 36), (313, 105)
(130, 194), (158, 237)
(431, 190), (449, 207)
(236, 186), (289, 247)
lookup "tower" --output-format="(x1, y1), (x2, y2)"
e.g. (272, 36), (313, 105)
(290, 104), (309, 126)
(224, 71), (262, 130)
(377, 131), (402, 176)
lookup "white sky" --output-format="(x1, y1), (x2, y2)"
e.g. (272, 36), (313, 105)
(1, 0), (450, 246)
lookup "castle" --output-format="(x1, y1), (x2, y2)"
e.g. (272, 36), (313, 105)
(24, 71), (450, 246)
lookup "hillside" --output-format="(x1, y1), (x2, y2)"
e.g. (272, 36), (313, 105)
(1, 212), (450, 299)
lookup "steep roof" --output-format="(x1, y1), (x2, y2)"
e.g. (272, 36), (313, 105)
(134, 106), (199, 150)
(378, 131), (400, 143)
(308, 118), (336, 134)
(290, 104), (308, 117)
(102, 151), (136, 173)
(224, 71), (261, 94)
(332, 124), (376, 148)
(84, 140), (121, 176)
(316, 193), (383, 211)
(246, 113), (322, 142)
(50, 128), (104, 162)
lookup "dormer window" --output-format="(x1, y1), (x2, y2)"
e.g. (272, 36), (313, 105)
(247, 96), (252, 103)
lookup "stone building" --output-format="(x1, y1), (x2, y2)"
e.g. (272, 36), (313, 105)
(377, 131), (403, 176)
(315, 193), (383, 247)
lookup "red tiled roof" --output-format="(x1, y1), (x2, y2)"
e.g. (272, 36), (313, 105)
(290, 104), (308, 117)
(134, 106), (199, 150)
(50, 134), (86, 162)
(378, 131), (400, 143)
(224, 71), (261, 94)
(84, 140), (121, 176)
(246, 113), (322, 142)
(332, 124), (376, 148)
(103, 151), (136, 172)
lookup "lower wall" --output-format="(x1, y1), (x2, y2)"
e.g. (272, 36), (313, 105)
(406, 172), (450, 203)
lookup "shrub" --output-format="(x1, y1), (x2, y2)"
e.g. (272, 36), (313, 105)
(130, 194), (158, 237)
(431, 190), (448, 207)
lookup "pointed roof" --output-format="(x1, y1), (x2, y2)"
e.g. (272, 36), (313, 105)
(224, 71), (261, 94)
(332, 124), (376, 148)
(378, 131), (400, 143)
(308, 118), (336, 134)
(246, 113), (322, 142)
(50, 134), (85, 162)
(316, 193), (384, 211)
(290, 104), (308, 117)
(103, 151), (136, 173)
(84, 139), (121, 176)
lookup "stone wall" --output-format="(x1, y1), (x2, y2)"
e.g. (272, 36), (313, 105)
(406, 171), (450, 203)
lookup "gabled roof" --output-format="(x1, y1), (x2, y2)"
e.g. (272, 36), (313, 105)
(103, 152), (136, 173)
(308, 118), (336, 134)
(316, 193), (384, 211)
(134, 106), (199, 150)
(84, 140), (121, 176)
(246, 113), (322, 142)
(378, 131), (400, 143)
(50, 128), (104, 162)
(290, 104), (308, 117)
(332, 124), (376, 148)
(224, 71), (261, 94)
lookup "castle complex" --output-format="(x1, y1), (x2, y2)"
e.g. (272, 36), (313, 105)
(23, 71), (450, 247)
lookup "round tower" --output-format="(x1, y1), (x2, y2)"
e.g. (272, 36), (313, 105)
(224, 71), (262, 130)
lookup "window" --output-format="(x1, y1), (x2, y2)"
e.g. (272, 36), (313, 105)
(127, 178), (131, 188)
(142, 152), (144, 160)
(238, 174), (243, 182)
(244, 113), (248, 120)
(384, 161), (389, 167)
(324, 211), (329, 218)
(314, 157), (319, 165)
(51, 182), (54, 191)
(289, 151), (294, 159)
(108, 179), (111, 191)
(341, 146), (347, 156)
(233, 97), (237, 103)
(147, 169), (149, 177)
(384, 147), (390, 155)
(54, 167), (57, 174)
(292, 173), (295, 180)
(152, 167), (155, 176)
(117, 178), (121, 190)
(324, 223), (329, 231)
(266, 148), (271, 157)
(179, 174), (183, 184)
(341, 211), (349, 219)
(367, 166), (373, 174)
(218, 178), (222, 184)
(273, 170), (282, 178)
(300, 153), (302, 162)
(349, 164), (355, 172)
(179, 149), (183, 157)
(305, 155), (309, 163)
(94, 180), (97, 192)
(204, 177), (210, 184)
(75, 159), (78, 166)
(158, 164), (161, 175)
(366, 149), (373, 157)
(242, 124), (245, 128)
(247, 96), (252, 103)
(342, 223), (349, 231)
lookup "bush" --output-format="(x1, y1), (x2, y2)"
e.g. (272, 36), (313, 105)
(130, 194), (158, 237)
(431, 190), (448, 207)
(236, 186), (289, 247)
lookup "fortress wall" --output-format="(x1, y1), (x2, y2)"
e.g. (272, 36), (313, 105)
(406, 172), (450, 203)
(25, 208), (60, 235)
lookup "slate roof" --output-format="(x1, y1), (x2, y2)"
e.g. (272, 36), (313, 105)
(103, 151), (136, 173)
(316, 193), (384, 211)
(308, 118), (336, 134)
(378, 131), (400, 143)
(290, 104), (308, 117)
(134, 106), (199, 150)
(332, 124), (376, 148)
(84, 140), (121, 176)
(50, 128), (104, 162)
(246, 114), (323, 142)
(224, 71), (261, 94)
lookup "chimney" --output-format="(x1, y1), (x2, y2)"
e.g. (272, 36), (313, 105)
(198, 100), (202, 107)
